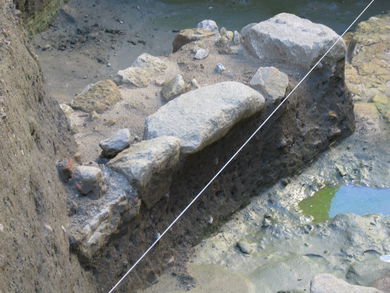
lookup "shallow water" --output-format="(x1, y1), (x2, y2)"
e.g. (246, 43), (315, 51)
(299, 185), (390, 222)
(136, 0), (389, 34)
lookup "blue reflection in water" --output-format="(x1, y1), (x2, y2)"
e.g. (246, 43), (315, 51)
(329, 185), (390, 217)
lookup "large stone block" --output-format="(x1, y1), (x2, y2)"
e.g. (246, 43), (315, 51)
(241, 13), (346, 69)
(145, 81), (265, 154)
(108, 136), (181, 208)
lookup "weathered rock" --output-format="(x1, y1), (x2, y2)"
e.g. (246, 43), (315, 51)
(60, 103), (78, 133)
(99, 128), (131, 158)
(194, 48), (209, 60)
(161, 74), (188, 101)
(215, 63), (226, 73)
(220, 27), (233, 40)
(117, 53), (167, 87)
(344, 14), (390, 121)
(75, 194), (141, 259)
(117, 67), (152, 88)
(131, 53), (167, 72)
(197, 19), (219, 32)
(71, 80), (121, 114)
(310, 274), (383, 293)
(241, 13), (346, 69)
(173, 28), (217, 52)
(108, 136), (181, 208)
(249, 66), (289, 102)
(236, 241), (253, 254)
(73, 165), (105, 196)
(145, 81), (265, 154)
(57, 157), (75, 182)
(233, 30), (241, 45)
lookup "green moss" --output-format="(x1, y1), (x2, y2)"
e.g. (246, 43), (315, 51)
(298, 185), (340, 223)
(25, 0), (64, 35)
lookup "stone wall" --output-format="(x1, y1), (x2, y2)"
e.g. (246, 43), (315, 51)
(65, 14), (355, 292)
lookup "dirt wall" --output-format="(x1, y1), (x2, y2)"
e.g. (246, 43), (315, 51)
(0, 2), (95, 292)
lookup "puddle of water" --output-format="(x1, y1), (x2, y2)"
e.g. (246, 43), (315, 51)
(299, 185), (390, 223)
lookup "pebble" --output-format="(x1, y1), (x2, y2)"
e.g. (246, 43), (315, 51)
(0, 223), (4, 232)
(194, 48), (209, 60)
(237, 241), (252, 254)
(73, 165), (104, 196)
(215, 63), (225, 73)
(233, 30), (241, 45)
(99, 128), (131, 158)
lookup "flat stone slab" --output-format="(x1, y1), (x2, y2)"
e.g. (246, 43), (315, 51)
(108, 136), (181, 208)
(145, 81), (265, 154)
(241, 13), (346, 69)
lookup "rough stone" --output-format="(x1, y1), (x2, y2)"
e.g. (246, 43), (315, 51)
(197, 19), (219, 32)
(237, 241), (253, 254)
(71, 80), (122, 114)
(310, 274), (383, 293)
(249, 66), (289, 102)
(57, 157), (75, 183)
(194, 48), (209, 60)
(99, 128), (131, 158)
(117, 67), (153, 88)
(145, 81), (265, 154)
(344, 14), (390, 121)
(60, 103), (77, 133)
(108, 136), (181, 208)
(117, 53), (167, 88)
(241, 13), (346, 69)
(233, 30), (241, 45)
(173, 28), (217, 52)
(75, 194), (141, 259)
(73, 165), (105, 196)
(161, 74), (188, 101)
(215, 63), (226, 73)
(131, 53), (167, 72)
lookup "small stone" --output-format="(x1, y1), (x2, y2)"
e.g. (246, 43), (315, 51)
(249, 66), (289, 102)
(0, 223), (4, 232)
(161, 74), (188, 101)
(57, 158), (75, 182)
(215, 63), (225, 73)
(207, 216), (214, 224)
(73, 165), (104, 196)
(237, 241), (253, 254)
(335, 164), (347, 177)
(172, 28), (217, 52)
(131, 53), (167, 73)
(191, 79), (200, 89)
(233, 30), (241, 45)
(99, 128), (131, 158)
(44, 224), (53, 233)
(197, 19), (219, 32)
(194, 48), (209, 60)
